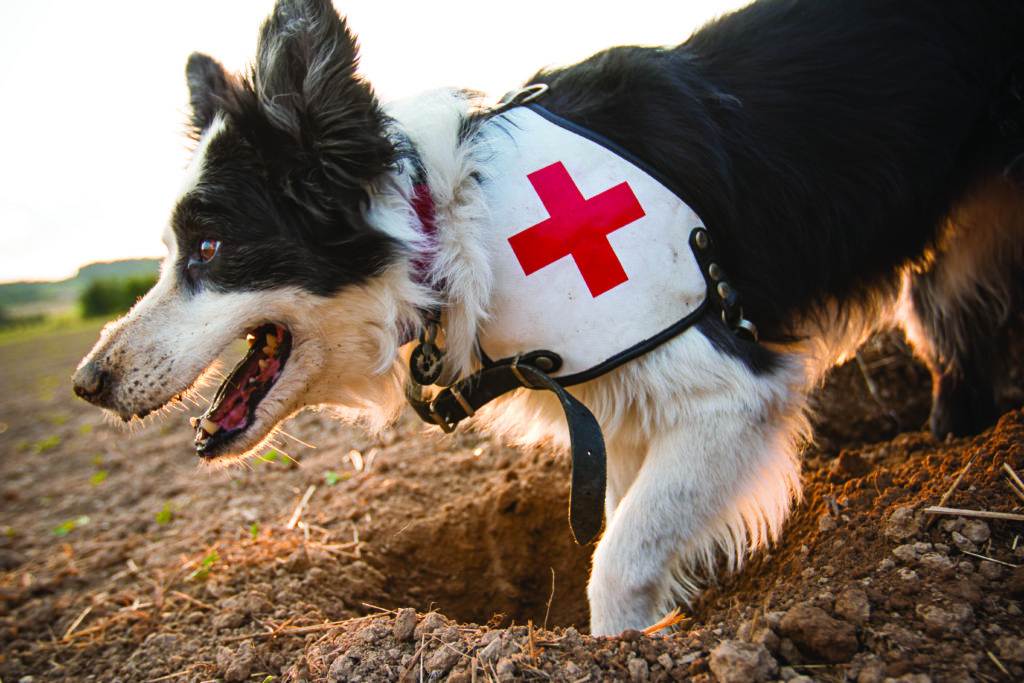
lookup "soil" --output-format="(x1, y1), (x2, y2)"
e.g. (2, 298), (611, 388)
(1, 323), (1022, 682)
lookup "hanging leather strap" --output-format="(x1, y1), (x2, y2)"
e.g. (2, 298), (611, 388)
(406, 354), (606, 545)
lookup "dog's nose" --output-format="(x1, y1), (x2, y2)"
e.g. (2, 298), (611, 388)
(72, 362), (109, 404)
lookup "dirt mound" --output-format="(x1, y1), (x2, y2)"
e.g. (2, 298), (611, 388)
(1, 325), (1022, 681)
(283, 409), (1024, 683)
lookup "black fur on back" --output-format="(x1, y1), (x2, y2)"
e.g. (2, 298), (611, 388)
(174, 0), (397, 297)
(528, 0), (1024, 341)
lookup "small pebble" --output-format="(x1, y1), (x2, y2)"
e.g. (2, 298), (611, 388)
(708, 640), (778, 683)
(892, 544), (918, 563)
(835, 587), (871, 625)
(393, 607), (417, 642)
(978, 562), (1003, 581)
(414, 611), (446, 639)
(627, 656), (650, 682)
(479, 637), (502, 664)
(960, 519), (990, 544)
(884, 506), (920, 541)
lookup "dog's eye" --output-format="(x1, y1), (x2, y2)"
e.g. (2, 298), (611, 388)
(198, 239), (221, 262)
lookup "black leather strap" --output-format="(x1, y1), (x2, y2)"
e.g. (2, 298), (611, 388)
(689, 227), (758, 342)
(406, 358), (606, 545)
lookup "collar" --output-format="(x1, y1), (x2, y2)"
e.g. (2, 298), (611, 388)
(401, 174), (446, 366)
(410, 180), (437, 289)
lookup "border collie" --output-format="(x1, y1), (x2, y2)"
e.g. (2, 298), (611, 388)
(73, 0), (1024, 635)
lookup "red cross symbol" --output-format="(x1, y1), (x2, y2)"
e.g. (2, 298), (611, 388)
(508, 161), (646, 297)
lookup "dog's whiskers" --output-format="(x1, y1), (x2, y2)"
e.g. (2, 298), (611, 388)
(269, 443), (300, 467)
(275, 427), (316, 450)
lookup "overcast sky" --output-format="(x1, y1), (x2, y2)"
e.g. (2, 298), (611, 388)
(0, 0), (749, 283)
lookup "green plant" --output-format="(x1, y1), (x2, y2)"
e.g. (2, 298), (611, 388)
(257, 450), (280, 464)
(249, 522), (260, 540)
(89, 470), (108, 486)
(33, 435), (61, 454)
(188, 549), (219, 581)
(53, 516), (90, 537)
(155, 503), (173, 525)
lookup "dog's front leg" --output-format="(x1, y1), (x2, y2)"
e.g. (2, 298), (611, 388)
(603, 428), (647, 521)
(587, 392), (802, 635)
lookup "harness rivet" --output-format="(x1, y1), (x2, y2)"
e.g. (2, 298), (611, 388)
(535, 356), (555, 371)
(694, 229), (709, 249)
(717, 281), (732, 299)
(708, 263), (722, 281)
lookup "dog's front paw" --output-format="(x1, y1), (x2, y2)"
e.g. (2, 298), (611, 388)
(929, 371), (998, 439)
(587, 566), (665, 636)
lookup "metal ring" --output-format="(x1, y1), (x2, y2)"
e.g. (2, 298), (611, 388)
(420, 320), (438, 346)
(721, 307), (759, 343)
(734, 317), (759, 342)
(515, 83), (549, 104)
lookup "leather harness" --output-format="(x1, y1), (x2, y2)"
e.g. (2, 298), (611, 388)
(401, 87), (756, 545)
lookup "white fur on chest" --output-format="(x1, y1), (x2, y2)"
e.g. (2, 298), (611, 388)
(475, 107), (708, 380)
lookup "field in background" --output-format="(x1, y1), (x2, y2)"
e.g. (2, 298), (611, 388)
(0, 258), (159, 333)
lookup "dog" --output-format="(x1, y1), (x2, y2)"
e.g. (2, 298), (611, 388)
(73, 0), (1024, 635)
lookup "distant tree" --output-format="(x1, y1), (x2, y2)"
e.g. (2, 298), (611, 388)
(79, 275), (157, 318)
(121, 276), (156, 307)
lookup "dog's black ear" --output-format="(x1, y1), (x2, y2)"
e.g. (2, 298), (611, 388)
(252, 0), (393, 218)
(186, 52), (230, 135)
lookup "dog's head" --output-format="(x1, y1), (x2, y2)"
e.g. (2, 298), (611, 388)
(73, 0), (420, 460)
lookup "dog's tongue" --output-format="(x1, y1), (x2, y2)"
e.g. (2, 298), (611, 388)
(194, 324), (286, 439)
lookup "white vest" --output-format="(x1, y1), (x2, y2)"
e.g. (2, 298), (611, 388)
(476, 105), (711, 384)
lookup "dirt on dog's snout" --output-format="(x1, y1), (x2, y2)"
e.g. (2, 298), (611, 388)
(1, 326), (1023, 682)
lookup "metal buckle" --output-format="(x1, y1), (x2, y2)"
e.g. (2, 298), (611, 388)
(448, 385), (475, 418)
(510, 355), (532, 388)
(428, 395), (457, 433)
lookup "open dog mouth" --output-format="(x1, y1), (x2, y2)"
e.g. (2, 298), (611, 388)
(192, 323), (292, 457)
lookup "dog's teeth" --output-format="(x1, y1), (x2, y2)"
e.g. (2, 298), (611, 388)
(189, 416), (200, 428)
(262, 345), (275, 357)
(266, 333), (278, 349)
(249, 377), (258, 385)
(246, 333), (256, 347)
(258, 359), (268, 372)
(200, 418), (220, 435)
